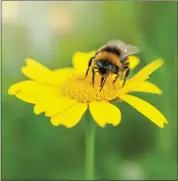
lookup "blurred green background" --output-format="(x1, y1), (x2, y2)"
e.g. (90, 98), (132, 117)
(2, 1), (177, 180)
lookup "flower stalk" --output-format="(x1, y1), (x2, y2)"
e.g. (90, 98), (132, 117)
(85, 111), (96, 180)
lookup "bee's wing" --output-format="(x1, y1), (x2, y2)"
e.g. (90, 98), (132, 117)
(97, 40), (139, 56)
(107, 40), (126, 49)
(125, 44), (140, 56)
(107, 40), (140, 56)
(97, 40), (126, 53)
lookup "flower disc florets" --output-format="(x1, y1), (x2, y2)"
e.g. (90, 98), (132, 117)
(62, 72), (121, 103)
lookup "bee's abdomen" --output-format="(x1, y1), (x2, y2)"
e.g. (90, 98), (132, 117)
(101, 46), (121, 57)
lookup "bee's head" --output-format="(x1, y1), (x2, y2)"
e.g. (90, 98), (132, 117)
(96, 59), (113, 75)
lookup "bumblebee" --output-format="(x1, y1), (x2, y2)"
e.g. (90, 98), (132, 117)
(84, 40), (140, 91)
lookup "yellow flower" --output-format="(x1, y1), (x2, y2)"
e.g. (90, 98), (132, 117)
(8, 51), (168, 128)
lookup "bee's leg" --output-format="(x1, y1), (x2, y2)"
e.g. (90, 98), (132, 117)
(92, 67), (95, 88)
(122, 68), (130, 87)
(100, 76), (107, 92)
(84, 57), (94, 79)
(112, 73), (120, 89)
(112, 73), (120, 85)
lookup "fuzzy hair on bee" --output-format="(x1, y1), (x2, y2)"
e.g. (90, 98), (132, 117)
(84, 40), (140, 91)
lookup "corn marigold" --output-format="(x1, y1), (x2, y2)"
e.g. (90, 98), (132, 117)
(8, 51), (168, 128)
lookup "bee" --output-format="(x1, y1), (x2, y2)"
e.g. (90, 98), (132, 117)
(84, 40), (140, 91)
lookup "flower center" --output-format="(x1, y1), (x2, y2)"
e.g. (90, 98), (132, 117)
(62, 71), (122, 103)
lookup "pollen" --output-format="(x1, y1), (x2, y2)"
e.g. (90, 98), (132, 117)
(62, 72), (122, 103)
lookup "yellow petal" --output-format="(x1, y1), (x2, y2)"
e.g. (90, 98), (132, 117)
(72, 51), (96, 74)
(8, 80), (77, 117)
(133, 59), (164, 80)
(89, 101), (121, 127)
(34, 104), (43, 115)
(130, 81), (162, 94)
(50, 103), (87, 128)
(43, 96), (77, 117)
(119, 59), (164, 94)
(22, 58), (75, 86)
(22, 58), (52, 82)
(120, 94), (168, 128)
(51, 68), (75, 86)
(128, 56), (140, 70)
(8, 80), (57, 104)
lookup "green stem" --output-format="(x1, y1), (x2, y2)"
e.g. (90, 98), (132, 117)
(85, 111), (96, 180)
